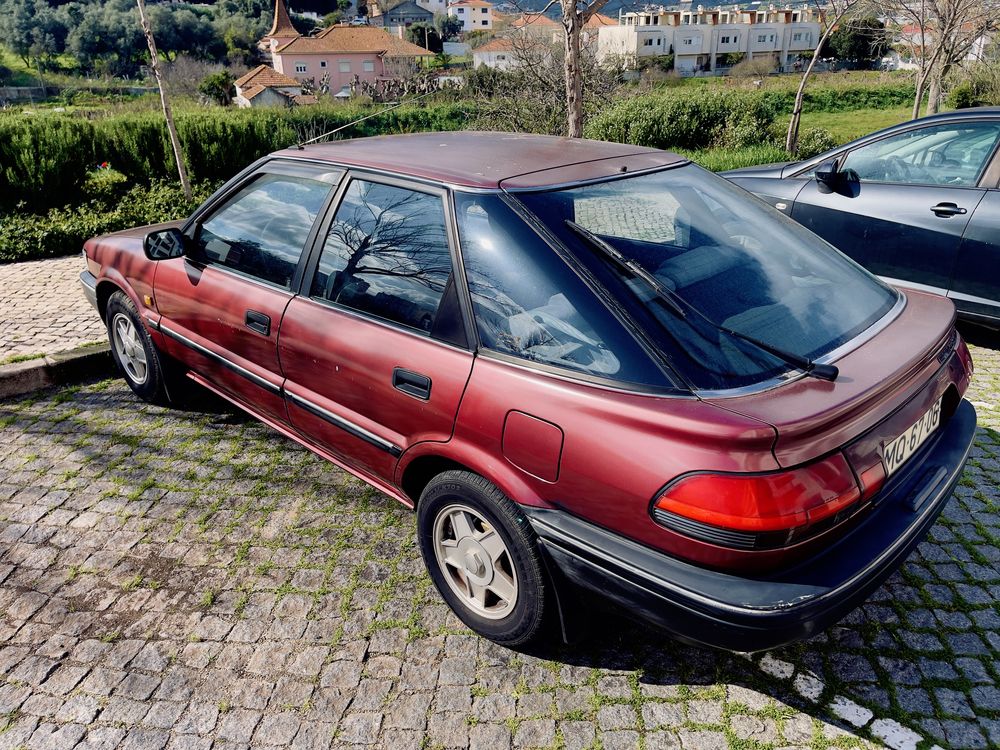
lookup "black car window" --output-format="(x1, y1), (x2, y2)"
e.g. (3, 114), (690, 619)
(454, 193), (668, 388)
(841, 121), (1000, 187)
(516, 166), (898, 391)
(310, 180), (459, 341)
(193, 174), (331, 289)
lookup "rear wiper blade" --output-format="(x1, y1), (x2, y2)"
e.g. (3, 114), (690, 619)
(564, 219), (838, 382)
(565, 220), (685, 318)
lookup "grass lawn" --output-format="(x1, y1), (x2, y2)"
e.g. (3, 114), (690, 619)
(780, 106), (916, 145)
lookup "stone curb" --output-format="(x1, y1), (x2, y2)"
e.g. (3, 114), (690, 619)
(0, 343), (114, 400)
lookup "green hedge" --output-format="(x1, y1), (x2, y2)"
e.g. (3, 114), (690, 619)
(0, 102), (473, 214)
(585, 83), (916, 151)
(0, 181), (218, 263)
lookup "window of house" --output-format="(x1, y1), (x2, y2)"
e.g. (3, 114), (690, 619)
(482, 19), (487, 24)
(456, 7), (464, 12)
(311, 180), (455, 338)
(682, 38), (693, 45)
(720, 35), (730, 43)
(656, 38), (661, 45)
(481, 7), (487, 12)
(497, 54), (506, 60)
(295, 62), (307, 73)
(643, 38), (653, 46)
(363, 60), (375, 72)
(757, 34), (766, 43)
(339, 60), (350, 72)
(320, 60), (327, 68)
(652, 16), (659, 24)
(193, 174), (332, 290)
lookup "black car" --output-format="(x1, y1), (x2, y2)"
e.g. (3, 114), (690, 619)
(724, 108), (1000, 327)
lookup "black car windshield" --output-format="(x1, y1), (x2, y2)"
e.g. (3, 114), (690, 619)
(514, 165), (899, 391)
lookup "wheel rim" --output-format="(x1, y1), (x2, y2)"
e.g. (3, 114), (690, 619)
(432, 503), (518, 620)
(111, 312), (148, 385)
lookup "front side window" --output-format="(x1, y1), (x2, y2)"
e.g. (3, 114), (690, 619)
(455, 193), (666, 387)
(516, 166), (898, 390)
(841, 121), (1000, 186)
(194, 174), (331, 289)
(311, 180), (459, 340)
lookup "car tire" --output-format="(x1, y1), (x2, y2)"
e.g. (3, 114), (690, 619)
(417, 470), (553, 647)
(106, 291), (171, 405)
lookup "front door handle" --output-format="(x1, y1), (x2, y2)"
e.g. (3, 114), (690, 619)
(245, 309), (271, 336)
(393, 368), (431, 400)
(930, 202), (968, 217)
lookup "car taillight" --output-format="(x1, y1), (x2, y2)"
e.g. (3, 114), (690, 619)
(652, 453), (865, 551)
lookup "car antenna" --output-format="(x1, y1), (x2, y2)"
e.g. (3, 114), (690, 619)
(295, 89), (439, 150)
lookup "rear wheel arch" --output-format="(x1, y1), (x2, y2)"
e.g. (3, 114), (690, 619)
(398, 449), (545, 509)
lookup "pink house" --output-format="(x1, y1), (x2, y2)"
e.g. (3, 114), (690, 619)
(272, 26), (433, 94)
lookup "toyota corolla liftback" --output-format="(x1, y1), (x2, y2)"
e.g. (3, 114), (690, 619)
(80, 133), (977, 650)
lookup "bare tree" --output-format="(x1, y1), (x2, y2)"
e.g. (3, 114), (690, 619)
(877, 0), (998, 117)
(786, 0), (866, 154)
(136, 0), (191, 200)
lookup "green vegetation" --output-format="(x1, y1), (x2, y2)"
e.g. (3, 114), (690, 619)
(0, 102), (472, 214)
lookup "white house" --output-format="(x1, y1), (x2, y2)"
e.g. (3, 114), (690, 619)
(448, 0), (493, 33)
(472, 38), (519, 69)
(598, 5), (821, 74)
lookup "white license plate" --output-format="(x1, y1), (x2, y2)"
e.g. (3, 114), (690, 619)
(883, 397), (942, 476)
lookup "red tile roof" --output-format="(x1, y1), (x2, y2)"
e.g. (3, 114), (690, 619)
(266, 0), (300, 38)
(235, 65), (302, 89)
(275, 25), (434, 56)
(473, 38), (515, 53)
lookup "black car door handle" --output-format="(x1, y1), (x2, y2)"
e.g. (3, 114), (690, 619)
(930, 202), (968, 217)
(245, 310), (271, 336)
(393, 368), (431, 400)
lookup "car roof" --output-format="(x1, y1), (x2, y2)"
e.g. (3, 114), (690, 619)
(272, 131), (686, 190)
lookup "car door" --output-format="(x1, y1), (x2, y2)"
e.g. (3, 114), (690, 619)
(153, 162), (341, 422)
(948, 187), (1000, 323)
(278, 174), (475, 486)
(790, 119), (1000, 293)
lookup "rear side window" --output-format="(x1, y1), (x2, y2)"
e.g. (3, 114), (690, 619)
(193, 174), (331, 289)
(310, 180), (463, 343)
(454, 193), (667, 388)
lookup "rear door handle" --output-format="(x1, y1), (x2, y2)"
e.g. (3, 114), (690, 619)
(930, 202), (968, 217)
(393, 368), (431, 400)
(245, 310), (271, 336)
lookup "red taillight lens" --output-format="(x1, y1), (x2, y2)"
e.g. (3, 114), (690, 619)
(653, 454), (862, 544)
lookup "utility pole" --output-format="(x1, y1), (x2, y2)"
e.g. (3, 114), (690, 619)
(136, 0), (192, 199)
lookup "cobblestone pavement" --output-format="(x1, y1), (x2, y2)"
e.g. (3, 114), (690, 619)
(0, 257), (104, 362)
(0, 337), (998, 749)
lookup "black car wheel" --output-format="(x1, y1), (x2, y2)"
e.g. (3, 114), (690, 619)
(106, 291), (171, 405)
(418, 470), (553, 647)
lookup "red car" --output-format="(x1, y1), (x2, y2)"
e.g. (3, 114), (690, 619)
(81, 132), (977, 650)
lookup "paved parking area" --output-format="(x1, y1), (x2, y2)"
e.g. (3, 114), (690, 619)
(0, 339), (998, 750)
(0, 257), (104, 362)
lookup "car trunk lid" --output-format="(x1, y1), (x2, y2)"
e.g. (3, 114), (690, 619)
(704, 290), (968, 472)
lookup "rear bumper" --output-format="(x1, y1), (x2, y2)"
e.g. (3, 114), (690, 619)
(526, 399), (977, 652)
(79, 270), (99, 313)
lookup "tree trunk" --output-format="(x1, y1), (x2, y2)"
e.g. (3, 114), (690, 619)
(926, 73), (942, 115)
(785, 13), (843, 155)
(562, 1), (584, 138)
(912, 63), (931, 120)
(136, 0), (191, 200)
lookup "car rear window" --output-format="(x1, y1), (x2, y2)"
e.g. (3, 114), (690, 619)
(515, 165), (899, 391)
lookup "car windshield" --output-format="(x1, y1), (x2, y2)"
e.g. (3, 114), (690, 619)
(514, 165), (899, 391)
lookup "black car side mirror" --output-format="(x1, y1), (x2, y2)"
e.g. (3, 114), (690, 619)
(815, 159), (845, 193)
(144, 227), (187, 261)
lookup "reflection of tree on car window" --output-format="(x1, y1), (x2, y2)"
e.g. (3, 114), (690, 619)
(312, 181), (453, 334)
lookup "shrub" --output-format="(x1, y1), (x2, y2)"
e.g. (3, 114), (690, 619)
(949, 80), (979, 109)
(796, 127), (839, 158)
(584, 88), (782, 150)
(677, 144), (791, 172)
(0, 102), (472, 214)
(0, 180), (217, 264)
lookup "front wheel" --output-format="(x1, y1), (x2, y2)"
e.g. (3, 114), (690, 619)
(417, 471), (553, 647)
(106, 291), (170, 405)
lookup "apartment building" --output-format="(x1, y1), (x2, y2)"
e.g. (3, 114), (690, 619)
(448, 0), (494, 32)
(597, 5), (821, 74)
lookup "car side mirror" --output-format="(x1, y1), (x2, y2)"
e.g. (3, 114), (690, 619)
(815, 158), (845, 193)
(144, 227), (187, 261)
